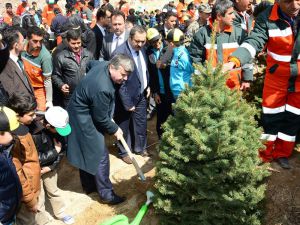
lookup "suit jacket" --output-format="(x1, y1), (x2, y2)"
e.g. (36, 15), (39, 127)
(92, 25), (105, 60)
(112, 41), (149, 111)
(0, 59), (34, 97)
(99, 31), (129, 61)
(67, 61), (118, 174)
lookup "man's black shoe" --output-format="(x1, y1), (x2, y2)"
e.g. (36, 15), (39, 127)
(276, 157), (291, 169)
(83, 187), (97, 195)
(137, 150), (150, 157)
(100, 194), (126, 205)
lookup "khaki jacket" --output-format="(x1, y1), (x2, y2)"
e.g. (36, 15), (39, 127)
(12, 133), (41, 210)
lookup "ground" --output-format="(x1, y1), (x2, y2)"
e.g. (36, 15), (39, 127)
(45, 116), (300, 225)
(48, 117), (159, 225)
(2, 0), (299, 224)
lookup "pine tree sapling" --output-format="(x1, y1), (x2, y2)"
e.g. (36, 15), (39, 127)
(154, 45), (270, 225)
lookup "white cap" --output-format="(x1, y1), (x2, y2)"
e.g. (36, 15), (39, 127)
(45, 106), (71, 136)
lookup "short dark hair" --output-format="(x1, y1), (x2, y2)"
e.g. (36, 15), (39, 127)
(129, 25), (146, 38)
(32, 1), (37, 4)
(66, 26), (82, 41)
(164, 11), (177, 20)
(111, 10), (126, 21)
(3, 27), (21, 50)
(27, 26), (44, 40)
(129, 8), (135, 15)
(96, 8), (107, 20)
(211, 0), (233, 20)
(8, 93), (37, 117)
(5, 3), (12, 8)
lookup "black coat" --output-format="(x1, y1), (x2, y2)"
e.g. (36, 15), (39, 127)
(92, 25), (105, 60)
(52, 47), (94, 107)
(29, 120), (64, 170)
(67, 61), (118, 175)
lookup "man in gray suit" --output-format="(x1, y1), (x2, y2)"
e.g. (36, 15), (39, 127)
(0, 27), (34, 99)
(100, 10), (128, 61)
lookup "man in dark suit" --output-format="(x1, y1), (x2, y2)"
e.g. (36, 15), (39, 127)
(0, 27), (34, 99)
(67, 54), (134, 204)
(100, 10), (128, 61)
(112, 25), (150, 164)
(92, 7), (112, 60)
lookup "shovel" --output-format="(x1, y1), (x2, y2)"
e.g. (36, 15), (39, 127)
(100, 191), (154, 225)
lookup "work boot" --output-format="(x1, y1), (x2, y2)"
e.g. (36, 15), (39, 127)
(276, 157), (291, 169)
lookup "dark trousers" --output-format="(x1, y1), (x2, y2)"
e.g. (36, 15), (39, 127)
(115, 94), (147, 157)
(156, 94), (173, 139)
(79, 146), (114, 200)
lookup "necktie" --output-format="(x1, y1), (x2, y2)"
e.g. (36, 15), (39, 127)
(136, 51), (145, 93)
(17, 59), (30, 87)
(115, 36), (120, 49)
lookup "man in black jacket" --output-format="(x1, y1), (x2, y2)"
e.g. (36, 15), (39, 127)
(52, 27), (94, 108)
(92, 7), (112, 60)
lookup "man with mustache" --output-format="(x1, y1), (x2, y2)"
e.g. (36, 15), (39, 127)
(52, 26), (94, 108)
(223, 0), (300, 169)
(21, 26), (53, 111)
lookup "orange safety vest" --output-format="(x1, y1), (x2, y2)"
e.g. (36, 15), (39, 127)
(42, 4), (62, 26)
(205, 20), (242, 89)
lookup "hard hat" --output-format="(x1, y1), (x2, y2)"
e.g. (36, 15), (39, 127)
(146, 28), (161, 42)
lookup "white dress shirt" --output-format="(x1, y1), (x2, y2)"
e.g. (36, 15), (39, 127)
(111, 32), (126, 53)
(128, 42), (147, 92)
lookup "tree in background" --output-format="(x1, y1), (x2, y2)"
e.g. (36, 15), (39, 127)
(154, 38), (270, 225)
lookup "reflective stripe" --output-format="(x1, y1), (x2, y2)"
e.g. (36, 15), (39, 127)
(222, 42), (239, 49)
(267, 50), (291, 62)
(204, 43), (217, 49)
(43, 71), (52, 77)
(278, 132), (296, 142)
(21, 56), (42, 68)
(286, 104), (300, 115)
(260, 134), (277, 141)
(240, 43), (256, 58)
(262, 105), (285, 114)
(298, 55), (300, 60)
(268, 27), (292, 37)
(242, 63), (253, 69)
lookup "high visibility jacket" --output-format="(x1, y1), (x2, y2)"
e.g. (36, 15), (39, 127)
(230, 3), (300, 93)
(21, 45), (53, 88)
(3, 13), (14, 26)
(233, 10), (254, 34)
(189, 19), (248, 88)
(42, 4), (62, 26)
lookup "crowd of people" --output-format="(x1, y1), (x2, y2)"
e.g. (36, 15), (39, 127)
(1, 0), (300, 224)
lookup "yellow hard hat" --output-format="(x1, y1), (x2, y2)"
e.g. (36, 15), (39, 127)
(146, 28), (161, 42)
(166, 28), (184, 42)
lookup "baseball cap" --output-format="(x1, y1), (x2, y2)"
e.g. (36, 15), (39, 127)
(146, 28), (161, 42)
(166, 28), (184, 42)
(45, 106), (71, 136)
(199, 4), (212, 13)
(0, 107), (25, 135)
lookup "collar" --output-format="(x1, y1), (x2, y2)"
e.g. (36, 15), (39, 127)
(97, 24), (106, 35)
(128, 41), (138, 56)
(208, 18), (232, 33)
(10, 53), (19, 64)
(269, 3), (295, 22)
(113, 31), (125, 40)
